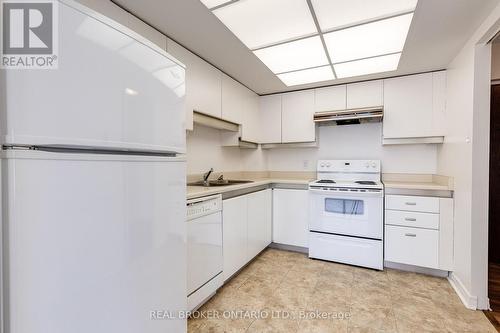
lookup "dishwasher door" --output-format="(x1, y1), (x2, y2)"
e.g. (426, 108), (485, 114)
(187, 196), (223, 296)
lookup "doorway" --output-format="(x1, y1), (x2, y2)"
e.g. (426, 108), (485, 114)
(487, 80), (500, 329)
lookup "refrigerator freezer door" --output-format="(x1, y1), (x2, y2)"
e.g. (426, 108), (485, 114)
(2, 150), (186, 333)
(0, 1), (185, 153)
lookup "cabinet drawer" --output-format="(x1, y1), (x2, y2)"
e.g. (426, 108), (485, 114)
(385, 210), (439, 230)
(385, 195), (439, 213)
(385, 225), (438, 269)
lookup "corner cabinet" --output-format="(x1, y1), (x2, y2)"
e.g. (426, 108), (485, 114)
(259, 95), (282, 144)
(281, 90), (316, 143)
(222, 189), (272, 281)
(383, 71), (446, 143)
(272, 189), (309, 248)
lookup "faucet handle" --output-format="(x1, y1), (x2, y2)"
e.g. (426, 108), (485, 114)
(217, 174), (224, 181)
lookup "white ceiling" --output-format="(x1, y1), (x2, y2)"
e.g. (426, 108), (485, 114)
(113, 0), (499, 95)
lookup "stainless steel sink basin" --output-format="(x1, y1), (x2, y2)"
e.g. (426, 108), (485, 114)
(188, 180), (254, 187)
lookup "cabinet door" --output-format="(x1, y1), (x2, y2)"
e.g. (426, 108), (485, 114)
(314, 85), (346, 112)
(241, 90), (260, 143)
(385, 225), (439, 269)
(247, 189), (272, 260)
(383, 73), (434, 138)
(432, 71), (447, 136)
(222, 196), (247, 281)
(347, 80), (383, 109)
(272, 189), (309, 247)
(169, 39), (222, 122)
(221, 74), (244, 124)
(166, 39), (194, 131)
(191, 57), (222, 119)
(259, 95), (282, 143)
(282, 91), (316, 143)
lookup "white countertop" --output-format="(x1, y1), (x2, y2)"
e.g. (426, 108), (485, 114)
(186, 174), (454, 199)
(187, 178), (312, 199)
(382, 180), (451, 191)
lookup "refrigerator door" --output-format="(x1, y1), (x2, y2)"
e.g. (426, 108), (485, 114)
(2, 150), (186, 333)
(0, 0), (185, 153)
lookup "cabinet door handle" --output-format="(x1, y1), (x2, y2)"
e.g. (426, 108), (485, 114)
(405, 202), (417, 206)
(404, 217), (417, 222)
(405, 233), (417, 237)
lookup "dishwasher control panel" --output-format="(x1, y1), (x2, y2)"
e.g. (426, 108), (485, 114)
(187, 194), (222, 220)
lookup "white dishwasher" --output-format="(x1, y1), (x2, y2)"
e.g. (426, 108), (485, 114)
(187, 194), (223, 311)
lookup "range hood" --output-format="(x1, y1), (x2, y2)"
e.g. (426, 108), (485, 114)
(314, 106), (383, 126)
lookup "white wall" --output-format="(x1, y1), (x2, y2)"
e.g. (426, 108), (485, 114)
(438, 2), (500, 310)
(186, 124), (267, 174)
(267, 123), (438, 174)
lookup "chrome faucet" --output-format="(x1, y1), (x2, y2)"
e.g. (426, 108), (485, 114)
(203, 168), (214, 186)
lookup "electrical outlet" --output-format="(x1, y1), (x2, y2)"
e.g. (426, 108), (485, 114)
(303, 160), (309, 169)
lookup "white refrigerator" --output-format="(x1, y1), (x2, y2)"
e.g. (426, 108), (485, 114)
(1, 1), (187, 332)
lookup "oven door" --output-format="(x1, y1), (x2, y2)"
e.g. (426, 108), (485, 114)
(309, 189), (383, 239)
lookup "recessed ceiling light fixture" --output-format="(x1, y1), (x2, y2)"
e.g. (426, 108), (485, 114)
(277, 65), (334, 86)
(253, 36), (328, 74)
(200, 0), (418, 86)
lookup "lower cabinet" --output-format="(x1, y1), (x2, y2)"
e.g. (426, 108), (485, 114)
(222, 194), (248, 281)
(384, 195), (454, 271)
(222, 189), (272, 281)
(247, 189), (272, 260)
(272, 189), (309, 248)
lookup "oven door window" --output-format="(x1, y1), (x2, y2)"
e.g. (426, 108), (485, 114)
(325, 198), (364, 215)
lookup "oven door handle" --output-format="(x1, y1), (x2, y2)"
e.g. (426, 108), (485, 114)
(308, 188), (383, 197)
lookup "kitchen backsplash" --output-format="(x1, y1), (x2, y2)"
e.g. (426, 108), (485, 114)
(187, 122), (438, 175)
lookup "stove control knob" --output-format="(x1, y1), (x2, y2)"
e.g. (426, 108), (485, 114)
(371, 162), (377, 168)
(365, 162), (370, 168)
(326, 163), (331, 167)
(320, 163), (325, 168)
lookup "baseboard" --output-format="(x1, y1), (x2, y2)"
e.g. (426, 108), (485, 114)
(269, 242), (308, 254)
(448, 272), (478, 310)
(384, 261), (449, 277)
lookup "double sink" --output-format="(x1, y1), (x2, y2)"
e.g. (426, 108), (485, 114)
(188, 179), (254, 187)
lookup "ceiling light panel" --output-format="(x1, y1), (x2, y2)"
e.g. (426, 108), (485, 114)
(200, 0), (232, 9)
(253, 36), (328, 74)
(334, 53), (401, 78)
(311, 0), (417, 31)
(277, 66), (334, 86)
(212, 0), (317, 49)
(324, 13), (413, 63)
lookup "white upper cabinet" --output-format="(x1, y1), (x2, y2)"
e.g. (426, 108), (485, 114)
(221, 74), (260, 143)
(241, 90), (260, 143)
(346, 80), (383, 109)
(165, 39), (194, 131)
(190, 56), (222, 119)
(282, 90), (316, 143)
(221, 74), (244, 124)
(432, 71), (447, 135)
(314, 85), (346, 112)
(383, 72), (445, 139)
(167, 39), (222, 130)
(259, 95), (282, 144)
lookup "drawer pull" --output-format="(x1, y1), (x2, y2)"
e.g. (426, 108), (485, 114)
(405, 202), (417, 206)
(405, 233), (417, 237)
(404, 218), (417, 222)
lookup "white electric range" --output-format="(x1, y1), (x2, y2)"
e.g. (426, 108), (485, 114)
(308, 160), (384, 270)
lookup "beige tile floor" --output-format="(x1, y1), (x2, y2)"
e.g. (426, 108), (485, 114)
(188, 248), (496, 333)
